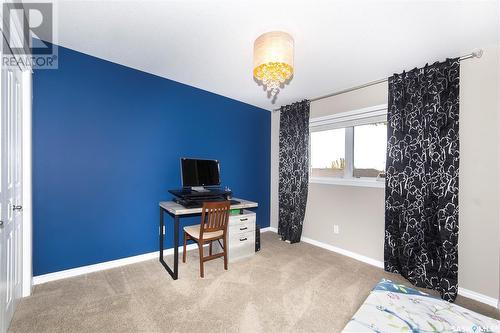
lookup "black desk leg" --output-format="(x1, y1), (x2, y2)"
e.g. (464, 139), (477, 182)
(159, 207), (164, 265)
(173, 215), (179, 279)
(159, 208), (179, 280)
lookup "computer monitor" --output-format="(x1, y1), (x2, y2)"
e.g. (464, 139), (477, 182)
(181, 158), (221, 188)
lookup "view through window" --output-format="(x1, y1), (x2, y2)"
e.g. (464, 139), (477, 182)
(354, 122), (387, 178)
(310, 120), (387, 180)
(311, 128), (345, 178)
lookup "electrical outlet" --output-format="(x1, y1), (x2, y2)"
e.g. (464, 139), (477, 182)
(333, 225), (340, 234)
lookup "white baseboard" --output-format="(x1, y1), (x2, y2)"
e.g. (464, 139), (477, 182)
(263, 226), (277, 233)
(299, 235), (499, 309)
(458, 287), (499, 308)
(301, 236), (384, 269)
(32, 227), (500, 309)
(33, 243), (199, 285)
(34, 226), (277, 286)
(260, 227), (276, 233)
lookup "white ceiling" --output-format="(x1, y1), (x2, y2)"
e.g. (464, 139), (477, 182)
(51, 0), (499, 110)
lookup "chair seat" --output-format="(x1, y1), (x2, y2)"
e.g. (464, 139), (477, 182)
(184, 224), (223, 240)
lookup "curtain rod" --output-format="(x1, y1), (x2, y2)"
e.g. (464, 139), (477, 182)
(273, 49), (483, 112)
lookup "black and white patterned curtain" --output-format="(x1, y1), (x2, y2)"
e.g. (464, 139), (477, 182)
(385, 58), (460, 302)
(278, 100), (310, 243)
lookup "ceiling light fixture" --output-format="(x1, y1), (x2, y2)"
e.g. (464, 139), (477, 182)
(253, 31), (294, 97)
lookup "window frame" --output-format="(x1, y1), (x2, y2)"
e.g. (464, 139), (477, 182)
(309, 104), (388, 188)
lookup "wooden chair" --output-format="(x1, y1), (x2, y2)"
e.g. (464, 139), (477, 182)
(182, 201), (230, 278)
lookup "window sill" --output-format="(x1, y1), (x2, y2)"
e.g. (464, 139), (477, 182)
(309, 177), (385, 188)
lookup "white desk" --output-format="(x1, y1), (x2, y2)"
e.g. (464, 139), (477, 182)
(159, 198), (258, 215)
(158, 198), (258, 279)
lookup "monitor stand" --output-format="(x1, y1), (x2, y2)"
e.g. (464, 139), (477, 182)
(191, 186), (210, 192)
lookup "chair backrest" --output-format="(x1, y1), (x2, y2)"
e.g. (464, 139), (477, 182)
(200, 201), (231, 238)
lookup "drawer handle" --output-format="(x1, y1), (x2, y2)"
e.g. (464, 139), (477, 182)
(239, 227), (248, 230)
(240, 218), (248, 221)
(239, 237), (247, 241)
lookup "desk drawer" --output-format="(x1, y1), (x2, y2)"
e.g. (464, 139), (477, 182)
(228, 230), (255, 261)
(229, 211), (256, 232)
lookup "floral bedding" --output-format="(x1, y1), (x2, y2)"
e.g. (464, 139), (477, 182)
(342, 279), (500, 333)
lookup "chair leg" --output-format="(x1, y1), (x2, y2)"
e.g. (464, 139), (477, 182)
(209, 241), (213, 256)
(183, 232), (188, 263)
(198, 242), (204, 278)
(223, 236), (228, 270)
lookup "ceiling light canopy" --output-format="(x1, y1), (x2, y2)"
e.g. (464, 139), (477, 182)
(253, 31), (294, 97)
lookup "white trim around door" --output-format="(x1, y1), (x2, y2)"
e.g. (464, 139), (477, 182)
(21, 70), (32, 297)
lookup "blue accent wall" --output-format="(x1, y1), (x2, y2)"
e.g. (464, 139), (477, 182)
(33, 45), (271, 276)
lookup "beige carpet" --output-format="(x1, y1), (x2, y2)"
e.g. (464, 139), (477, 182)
(9, 232), (500, 332)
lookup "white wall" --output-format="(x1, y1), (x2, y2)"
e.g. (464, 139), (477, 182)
(458, 44), (499, 302)
(497, 6), (500, 309)
(271, 44), (500, 303)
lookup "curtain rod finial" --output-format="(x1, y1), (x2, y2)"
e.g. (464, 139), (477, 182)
(472, 49), (483, 59)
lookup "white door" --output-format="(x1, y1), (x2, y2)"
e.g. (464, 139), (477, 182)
(0, 66), (23, 333)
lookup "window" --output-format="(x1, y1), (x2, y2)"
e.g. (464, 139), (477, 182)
(353, 123), (387, 178)
(311, 128), (345, 178)
(309, 105), (387, 187)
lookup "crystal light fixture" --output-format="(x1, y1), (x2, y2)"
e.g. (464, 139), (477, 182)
(253, 31), (294, 97)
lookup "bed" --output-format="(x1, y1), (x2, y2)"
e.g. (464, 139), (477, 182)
(342, 279), (500, 333)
